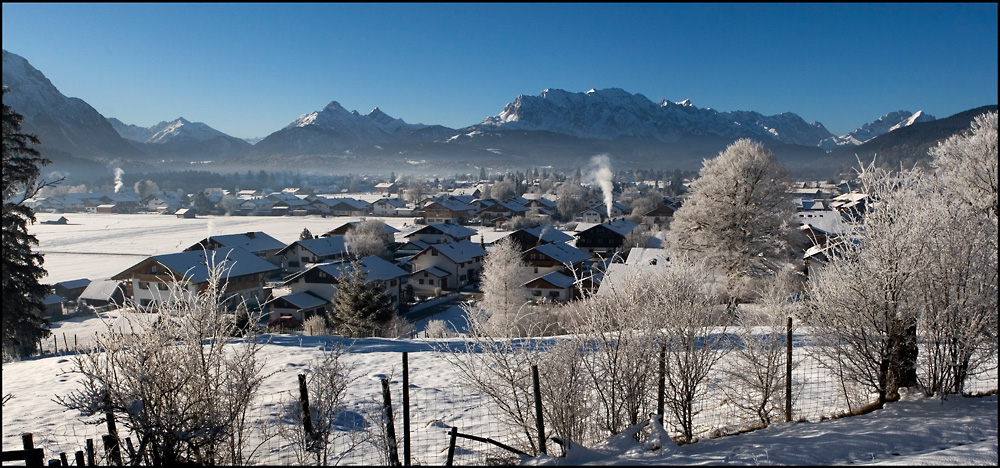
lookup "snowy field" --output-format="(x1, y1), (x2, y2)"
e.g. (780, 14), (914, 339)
(27, 211), (514, 285)
(4, 212), (997, 466)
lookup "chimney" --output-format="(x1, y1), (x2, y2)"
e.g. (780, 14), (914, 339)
(246, 232), (255, 239)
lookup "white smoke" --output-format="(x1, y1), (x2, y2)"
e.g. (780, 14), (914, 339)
(113, 167), (124, 193)
(588, 154), (614, 219)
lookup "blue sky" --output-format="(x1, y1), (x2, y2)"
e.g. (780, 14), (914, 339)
(2, 3), (997, 140)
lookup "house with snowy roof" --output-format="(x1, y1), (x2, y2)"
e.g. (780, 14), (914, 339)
(499, 226), (574, 252)
(78, 280), (128, 311)
(322, 221), (399, 244)
(280, 256), (409, 314)
(404, 223), (476, 245)
(422, 199), (473, 224)
(523, 241), (591, 277)
(371, 197), (409, 216)
(185, 231), (287, 267)
(523, 271), (580, 303)
(276, 236), (351, 272)
(574, 218), (640, 258)
(408, 241), (486, 293)
(112, 247), (279, 311)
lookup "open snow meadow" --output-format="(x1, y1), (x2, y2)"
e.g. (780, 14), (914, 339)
(3, 211), (997, 466)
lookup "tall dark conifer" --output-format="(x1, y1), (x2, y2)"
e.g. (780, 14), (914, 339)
(2, 87), (52, 358)
(330, 261), (395, 338)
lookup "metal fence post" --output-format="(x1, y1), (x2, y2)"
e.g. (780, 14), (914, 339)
(402, 352), (411, 466)
(786, 316), (793, 422)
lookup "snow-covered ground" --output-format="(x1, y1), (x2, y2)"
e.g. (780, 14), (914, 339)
(4, 212), (997, 466)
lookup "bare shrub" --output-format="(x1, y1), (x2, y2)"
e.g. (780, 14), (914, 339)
(55, 256), (276, 466)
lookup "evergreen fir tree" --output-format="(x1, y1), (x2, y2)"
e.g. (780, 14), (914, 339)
(2, 87), (53, 359)
(329, 261), (396, 338)
(300, 227), (314, 240)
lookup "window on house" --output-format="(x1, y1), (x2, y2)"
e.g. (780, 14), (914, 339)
(138, 281), (149, 290)
(549, 291), (560, 297)
(428, 279), (435, 285)
(432, 250), (438, 256)
(532, 290), (541, 296)
(157, 283), (168, 291)
(390, 279), (397, 286)
(419, 279), (424, 285)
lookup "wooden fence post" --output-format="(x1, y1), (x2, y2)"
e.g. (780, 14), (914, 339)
(402, 352), (411, 466)
(103, 391), (122, 466)
(298, 374), (313, 442)
(786, 316), (793, 423)
(381, 378), (401, 466)
(59, 452), (69, 466)
(86, 439), (95, 466)
(446, 427), (458, 467)
(75, 451), (85, 467)
(532, 365), (546, 455)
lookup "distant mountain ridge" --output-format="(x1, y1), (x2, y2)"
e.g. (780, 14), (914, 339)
(3, 48), (992, 179)
(250, 101), (456, 155)
(108, 116), (251, 160)
(473, 87), (837, 146)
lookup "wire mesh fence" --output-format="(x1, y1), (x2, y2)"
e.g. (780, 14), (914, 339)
(7, 322), (997, 466)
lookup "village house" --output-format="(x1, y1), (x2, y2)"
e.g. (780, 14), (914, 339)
(375, 182), (402, 195)
(371, 197), (409, 216)
(499, 225), (574, 252)
(279, 255), (409, 320)
(403, 223), (476, 245)
(422, 199), (473, 224)
(522, 241), (591, 277)
(641, 203), (676, 230)
(574, 218), (640, 258)
(54, 278), (91, 303)
(408, 241), (486, 294)
(321, 221), (399, 245)
(112, 247), (278, 311)
(276, 236), (351, 272)
(477, 199), (529, 224)
(265, 291), (328, 325)
(185, 231), (287, 268)
(523, 271), (579, 303)
(78, 280), (128, 311)
(324, 197), (372, 217)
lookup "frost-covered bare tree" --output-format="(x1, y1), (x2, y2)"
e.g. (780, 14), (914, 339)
(564, 290), (658, 438)
(910, 172), (998, 396)
(929, 111), (998, 223)
(555, 180), (586, 221)
(477, 237), (534, 337)
(344, 219), (391, 260)
(800, 163), (928, 406)
(667, 138), (794, 299)
(55, 257), (275, 466)
(642, 258), (731, 443)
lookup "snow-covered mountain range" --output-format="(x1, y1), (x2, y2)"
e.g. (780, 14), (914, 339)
(819, 110), (936, 150)
(250, 101), (455, 155)
(107, 117), (252, 160)
(473, 88), (837, 146)
(4, 48), (977, 178)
